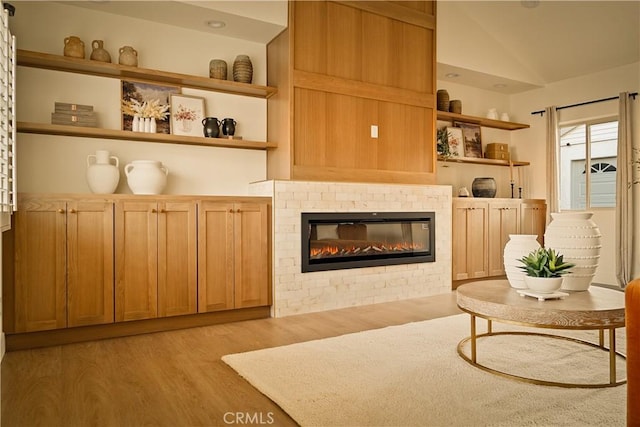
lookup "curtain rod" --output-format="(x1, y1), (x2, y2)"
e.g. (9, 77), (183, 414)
(531, 92), (638, 116)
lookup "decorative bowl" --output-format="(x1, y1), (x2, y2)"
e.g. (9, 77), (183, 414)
(524, 276), (563, 294)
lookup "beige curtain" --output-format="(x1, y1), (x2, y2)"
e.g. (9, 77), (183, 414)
(545, 106), (560, 221)
(616, 92), (634, 287)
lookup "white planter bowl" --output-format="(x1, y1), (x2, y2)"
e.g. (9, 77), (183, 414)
(524, 276), (563, 294)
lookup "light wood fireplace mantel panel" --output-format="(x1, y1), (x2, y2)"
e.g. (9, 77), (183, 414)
(267, 1), (437, 185)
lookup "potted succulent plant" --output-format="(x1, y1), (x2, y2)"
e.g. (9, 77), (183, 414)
(518, 247), (575, 293)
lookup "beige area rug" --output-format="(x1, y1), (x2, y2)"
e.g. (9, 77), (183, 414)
(222, 314), (627, 427)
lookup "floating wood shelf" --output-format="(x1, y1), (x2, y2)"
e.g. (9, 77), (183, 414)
(437, 156), (529, 167)
(17, 122), (277, 151)
(437, 111), (530, 131)
(17, 49), (277, 99)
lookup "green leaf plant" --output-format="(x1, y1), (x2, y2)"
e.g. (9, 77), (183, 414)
(518, 247), (575, 278)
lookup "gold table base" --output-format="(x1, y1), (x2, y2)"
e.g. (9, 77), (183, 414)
(457, 316), (627, 389)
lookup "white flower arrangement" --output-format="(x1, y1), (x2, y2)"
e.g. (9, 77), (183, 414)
(121, 98), (170, 120)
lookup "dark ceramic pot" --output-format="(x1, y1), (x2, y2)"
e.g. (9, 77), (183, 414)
(472, 177), (497, 198)
(202, 117), (220, 138)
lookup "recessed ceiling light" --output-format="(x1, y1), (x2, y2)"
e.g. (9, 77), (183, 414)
(206, 20), (226, 29)
(493, 83), (507, 88)
(445, 73), (460, 78)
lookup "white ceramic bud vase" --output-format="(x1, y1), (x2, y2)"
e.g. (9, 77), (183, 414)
(503, 234), (541, 289)
(543, 212), (602, 291)
(86, 150), (120, 194)
(124, 160), (169, 195)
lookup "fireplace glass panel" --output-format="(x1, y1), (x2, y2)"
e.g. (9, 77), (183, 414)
(302, 212), (435, 272)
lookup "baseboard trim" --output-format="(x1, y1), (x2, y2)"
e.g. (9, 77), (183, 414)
(5, 306), (271, 351)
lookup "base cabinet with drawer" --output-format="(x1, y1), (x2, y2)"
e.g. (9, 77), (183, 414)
(452, 198), (546, 286)
(3, 194), (272, 347)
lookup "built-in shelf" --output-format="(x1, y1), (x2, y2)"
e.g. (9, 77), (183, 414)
(17, 49), (277, 99)
(17, 122), (277, 151)
(437, 111), (530, 131)
(437, 156), (529, 167)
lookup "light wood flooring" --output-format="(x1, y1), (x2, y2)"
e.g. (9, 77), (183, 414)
(1, 292), (460, 427)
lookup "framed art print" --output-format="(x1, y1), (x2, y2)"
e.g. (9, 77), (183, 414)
(170, 94), (205, 136)
(121, 80), (179, 134)
(454, 121), (483, 158)
(446, 126), (463, 157)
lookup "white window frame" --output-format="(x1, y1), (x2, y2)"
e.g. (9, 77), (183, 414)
(559, 117), (618, 210)
(0, 6), (14, 232)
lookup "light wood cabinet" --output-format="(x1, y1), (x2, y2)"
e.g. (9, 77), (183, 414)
(487, 200), (520, 277)
(453, 198), (546, 285)
(520, 200), (547, 246)
(12, 198), (114, 332)
(267, 1), (437, 185)
(198, 201), (271, 312)
(115, 200), (196, 322)
(452, 199), (489, 281)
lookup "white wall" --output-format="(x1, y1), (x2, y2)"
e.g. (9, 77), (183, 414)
(12, 1), (269, 196)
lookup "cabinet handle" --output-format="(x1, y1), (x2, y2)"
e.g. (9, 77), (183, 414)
(69, 208), (77, 214)
(151, 208), (157, 213)
(236, 209), (241, 213)
(57, 208), (65, 214)
(229, 209), (234, 213)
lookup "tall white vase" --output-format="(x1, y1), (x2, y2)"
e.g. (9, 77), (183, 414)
(544, 212), (601, 291)
(124, 160), (169, 194)
(503, 234), (541, 289)
(86, 150), (120, 194)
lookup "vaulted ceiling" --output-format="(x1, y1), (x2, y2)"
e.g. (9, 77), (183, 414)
(62, 1), (640, 94)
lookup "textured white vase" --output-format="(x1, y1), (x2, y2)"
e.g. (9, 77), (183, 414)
(544, 212), (602, 291)
(124, 160), (168, 195)
(503, 234), (541, 289)
(86, 150), (120, 194)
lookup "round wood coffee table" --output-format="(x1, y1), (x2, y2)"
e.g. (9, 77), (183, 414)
(456, 279), (626, 388)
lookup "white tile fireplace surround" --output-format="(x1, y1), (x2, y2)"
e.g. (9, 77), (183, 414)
(249, 180), (452, 317)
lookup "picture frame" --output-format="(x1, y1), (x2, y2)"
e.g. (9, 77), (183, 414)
(454, 121), (483, 158)
(121, 80), (179, 134)
(446, 126), (464, 157)
(170, 94), (205, 137)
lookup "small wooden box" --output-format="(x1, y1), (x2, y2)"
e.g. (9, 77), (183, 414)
(484, 150), (510, 160)
(54, 102), (94, 113)
(486, 142), (509, 152)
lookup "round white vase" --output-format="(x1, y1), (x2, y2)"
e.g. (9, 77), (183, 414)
(503, 234), (541, 289)
(544, 212), (602, 291)
(124, 160), (169, 195)
(86, 150), (120, 194)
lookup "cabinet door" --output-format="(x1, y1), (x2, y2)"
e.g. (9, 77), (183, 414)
(488, 201), (520, 277)
(67, 200), (114, 327)
(198, 201), (234, 312)
(14, 200), (67, 332)
(452, 200), (489, 281)
(157, 201), (197, 317)
(234, 202), (271, 308)
(521, 201), (547, 246)
(115, 201), (158, 321)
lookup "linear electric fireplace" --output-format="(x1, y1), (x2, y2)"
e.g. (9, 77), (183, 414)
(301, 212), (435, 272)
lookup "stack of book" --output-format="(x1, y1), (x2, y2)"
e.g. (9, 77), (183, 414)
(51, 102), (98, 127)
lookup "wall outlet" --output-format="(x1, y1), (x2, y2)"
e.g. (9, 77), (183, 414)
(371, 125), (378, 138)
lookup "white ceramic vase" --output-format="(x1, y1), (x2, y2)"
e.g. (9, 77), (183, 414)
(86, 150), (120, 194)
(124, 160), (169, 195)
(503, 234), (541, 289)
(544, 212), (602, 291)
(132, 115), (140, 132)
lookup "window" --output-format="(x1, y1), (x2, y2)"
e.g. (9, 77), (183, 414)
(559, 120), (618, 210)
(0, 7), (14, 231)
